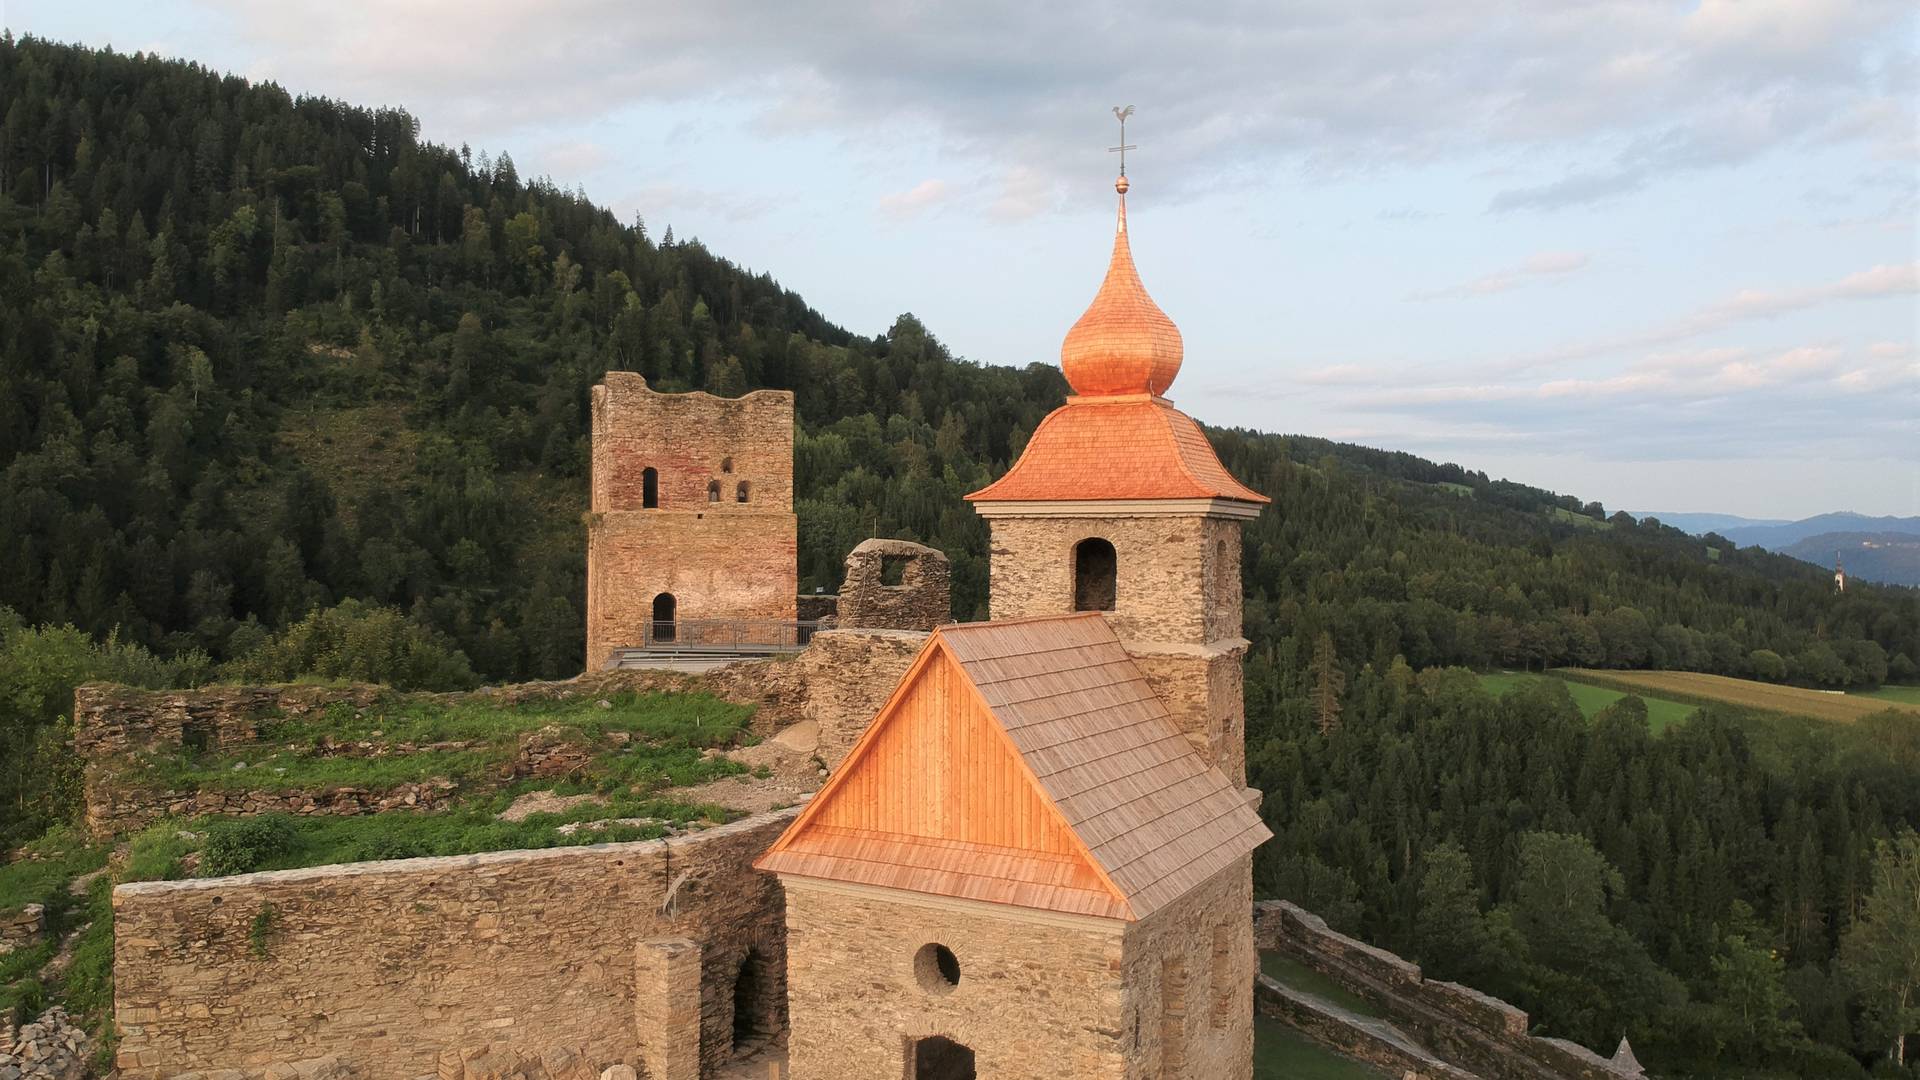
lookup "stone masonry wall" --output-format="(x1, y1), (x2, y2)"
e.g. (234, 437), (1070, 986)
(834, 539), (950, 632)
(1255, 900), (1639, 1080)
(985, 514), (1241, 646)
(783, 880), (1129, 1080)
(112, 809), (798, 1080)
(1117, 856), (1256, 1080)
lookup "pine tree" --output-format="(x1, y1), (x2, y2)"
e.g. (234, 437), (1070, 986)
(1310, 631), (1345, 735)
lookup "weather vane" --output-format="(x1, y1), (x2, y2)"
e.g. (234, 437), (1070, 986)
(1109, 105), (1136, 177)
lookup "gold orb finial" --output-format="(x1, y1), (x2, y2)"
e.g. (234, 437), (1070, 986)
(1115, 174), (1130, 194)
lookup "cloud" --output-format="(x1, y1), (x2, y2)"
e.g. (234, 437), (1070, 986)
(1408, 251), (1592, 300)
(192, 0), (1916, 211)
(620, 183), (778, 226)
(1325, 340), (1916, 462)
(877, 179), (949, 220)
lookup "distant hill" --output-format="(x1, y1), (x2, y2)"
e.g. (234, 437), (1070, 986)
(1636, 510), (1920, 547)
(1785, 532), (1920, 587)
(1638, 512), (1920, 585)
(1631, 511), (1792, 534)
(2, 34), (1915, 696)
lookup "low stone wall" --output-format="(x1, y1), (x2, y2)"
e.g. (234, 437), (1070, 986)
(1255, 901), (1637, 1080)
(1255, 976), (1473, 1080)
(112, 808), (799, 1080)
(74, 632), (920, 837)
(0, 904), (44, 955)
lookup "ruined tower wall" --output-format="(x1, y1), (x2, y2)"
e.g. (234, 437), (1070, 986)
(586, 373), (798, 668)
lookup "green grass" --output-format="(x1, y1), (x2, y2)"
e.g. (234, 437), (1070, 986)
(125, 690), (753, 795)
(1853, 685), (1920, 706)
(0, 827), (110, 1024)
(1255, 1013), (1389, 1079)
(0, 827), (108, 914)
(1544, 506), (1609, 529)
(121, 789), (738, 880)
(1478, 672), (1696, 733)
(1261, 952), (1387, 1019)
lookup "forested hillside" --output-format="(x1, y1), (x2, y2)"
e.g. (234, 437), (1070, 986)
(4, 36), (1920, 1075)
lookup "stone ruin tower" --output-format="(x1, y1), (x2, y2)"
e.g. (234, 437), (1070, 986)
(585, 372), (798, 669)
(758, 172), (1271, 1079)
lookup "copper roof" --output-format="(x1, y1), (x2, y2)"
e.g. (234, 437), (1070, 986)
(967, 395), (1269, 504)
(1060, 189), (1183, 398)
(756, 614), (1271, 920)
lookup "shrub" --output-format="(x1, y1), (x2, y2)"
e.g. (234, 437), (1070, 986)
(351, 833), (430, 862)
(201, 815), (298, 876)
(219, 599), (479, 691)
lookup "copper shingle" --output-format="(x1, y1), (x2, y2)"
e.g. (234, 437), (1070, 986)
(966, 396), (1269, 504)
(1059, 191), (1183, 398)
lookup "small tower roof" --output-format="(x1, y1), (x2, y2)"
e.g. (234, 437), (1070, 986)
(967, 175), (1268, 508)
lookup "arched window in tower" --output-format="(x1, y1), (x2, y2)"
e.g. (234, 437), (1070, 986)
(736, 481), (751, 503)
(651, 593), (676, 643)
(720, 456), (733, 474)
(707, 480), (721, 503)
(1073, 538), (1117, 612)
(642, 467), (659, 508)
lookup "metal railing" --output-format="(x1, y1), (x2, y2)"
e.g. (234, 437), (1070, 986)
(641, 619), (822, 653)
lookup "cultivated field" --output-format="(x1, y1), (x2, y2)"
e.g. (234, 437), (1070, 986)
(1557, 670), (1920, 724)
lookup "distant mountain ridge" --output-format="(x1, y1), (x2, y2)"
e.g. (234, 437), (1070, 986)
(1637, 510), (1920, 546)
(1786, 532), (1920, 588)
(1637, 511), (1920, 586)
(1631, 512), (1793, 535)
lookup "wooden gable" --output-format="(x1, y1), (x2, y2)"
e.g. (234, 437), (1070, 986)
(757, 614), (1271, 921)
(755, 637), (1129, 919)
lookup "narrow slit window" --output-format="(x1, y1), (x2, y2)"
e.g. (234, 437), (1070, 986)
(642, 467), (659, 508)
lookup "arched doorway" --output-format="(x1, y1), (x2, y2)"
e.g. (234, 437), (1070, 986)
(732, 948), (768, 1052)
(911, 1036), (975, 1080)
(651, 593), (676, 643)
(1073, 537), (1117, 612)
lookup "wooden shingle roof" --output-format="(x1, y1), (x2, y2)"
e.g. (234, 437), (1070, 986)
(756, 614), (1270, 920)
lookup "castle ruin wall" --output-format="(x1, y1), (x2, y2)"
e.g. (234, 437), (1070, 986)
(111, 809), (798, 1080)
(1255, 900), (1638, 1080)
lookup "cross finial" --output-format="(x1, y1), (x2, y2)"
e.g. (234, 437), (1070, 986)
(1109, 105), (1137, 179)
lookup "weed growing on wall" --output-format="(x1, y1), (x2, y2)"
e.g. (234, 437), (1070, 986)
(249, 903), (278, 959)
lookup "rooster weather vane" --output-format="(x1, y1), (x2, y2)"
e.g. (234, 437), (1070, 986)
(1109, 105), (1136, 176)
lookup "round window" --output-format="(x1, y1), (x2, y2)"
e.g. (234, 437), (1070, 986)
(914, 943), (961, 994)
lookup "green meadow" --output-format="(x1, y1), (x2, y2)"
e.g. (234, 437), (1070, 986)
(1477, 671), (1697, 733)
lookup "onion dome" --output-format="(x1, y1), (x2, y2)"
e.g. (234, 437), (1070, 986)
(1059, 177), (1184, 397)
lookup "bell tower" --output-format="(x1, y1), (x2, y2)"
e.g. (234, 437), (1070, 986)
(966, 173), (1267, 783)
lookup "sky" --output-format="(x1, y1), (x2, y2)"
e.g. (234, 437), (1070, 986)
(9, 0), (1918, 519)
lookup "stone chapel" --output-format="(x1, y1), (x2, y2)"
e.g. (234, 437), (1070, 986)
(757, 172), (1273, 1079)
